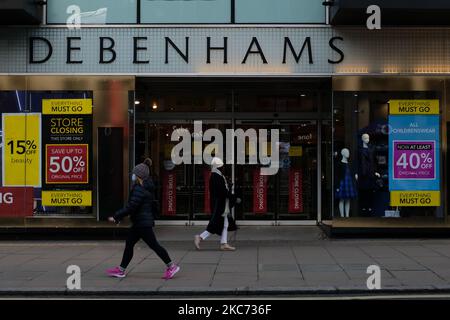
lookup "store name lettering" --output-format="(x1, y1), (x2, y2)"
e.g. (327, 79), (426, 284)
(28, 36), (345, 65)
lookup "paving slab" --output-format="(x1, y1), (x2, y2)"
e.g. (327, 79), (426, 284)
(216, 264), (256, 273)
(344, 269), (394, 280)
(392, 245), (442, 257)
(302, 271), (350, 283)
(252, 278), (307, 287)
(390, 271), (445, 286)
(359, 246), (404, 258)
(374, 257), (428, 271)
(258, 264), (299, 272)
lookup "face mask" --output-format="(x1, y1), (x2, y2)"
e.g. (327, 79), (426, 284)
(131, 174), (137, 182)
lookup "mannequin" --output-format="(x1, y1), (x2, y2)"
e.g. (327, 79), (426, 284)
(335, 148), (357, 218)
(357, 134), (380, 215)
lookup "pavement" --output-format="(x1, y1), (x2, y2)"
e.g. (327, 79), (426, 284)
(1, 226), (450, 296)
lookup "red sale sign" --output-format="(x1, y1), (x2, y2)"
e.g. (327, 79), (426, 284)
(253, 169), (268, 214)
(162, 171), (177, 216)
(0, 187), (34, 217)
(46, 144), (88, 184)
(288, 169), (303, 213)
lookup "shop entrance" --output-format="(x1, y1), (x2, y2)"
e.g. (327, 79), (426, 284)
(234, 120), (318, 223)
(136, 119), (232, 223)
(133, 78), (331, 225)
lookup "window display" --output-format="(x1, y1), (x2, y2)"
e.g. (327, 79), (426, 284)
(357, 133), (381, 215)
(0, 91), (93, 217)
(333, 92), (443, 219)
(334, 148), (357, 218)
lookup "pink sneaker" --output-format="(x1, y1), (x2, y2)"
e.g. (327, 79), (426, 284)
(106, 266), (126, 278)
(163, 264), (180, 280)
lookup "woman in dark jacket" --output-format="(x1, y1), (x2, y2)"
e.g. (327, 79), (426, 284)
(194, 157), (238, 251)
(106, 163), (180, 279)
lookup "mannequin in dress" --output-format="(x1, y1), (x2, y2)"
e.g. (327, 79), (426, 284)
(357, 134), (380, 215)
(335, 148), (357, 218)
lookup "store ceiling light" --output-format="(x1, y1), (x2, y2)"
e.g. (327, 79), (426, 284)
(152, 103), (158, 110)
(134, 100), (140, 105)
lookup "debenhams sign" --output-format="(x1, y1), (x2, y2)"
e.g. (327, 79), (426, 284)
(4, 28), (344, 74)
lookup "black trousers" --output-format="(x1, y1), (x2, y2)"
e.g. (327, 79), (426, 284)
(120, 226), (172, 269)
(359, 189), (374, 214)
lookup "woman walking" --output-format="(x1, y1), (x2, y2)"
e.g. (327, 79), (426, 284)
(106, 163), (180, 279)
(194, 157), (238, 251)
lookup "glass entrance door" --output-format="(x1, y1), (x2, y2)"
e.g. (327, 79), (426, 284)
(234, 120), (318, 222)
(135, 119), (232, 223)
(136, 119), (319, 224)
(145, 121), (193, 221)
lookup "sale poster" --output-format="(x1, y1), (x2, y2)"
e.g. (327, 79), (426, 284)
(162, 171), (177, 216)
(41, 99), (92, 206)
(46, 144), (88, 184)
(0, 187), (34, 217)
(2, 113), (41, 187)
(42, 190), (92, 207)
(288, 169), (303, 213)
(388, 100), (440, 207)
(392, 141), (435, 180)
(253, 169), (268, 214)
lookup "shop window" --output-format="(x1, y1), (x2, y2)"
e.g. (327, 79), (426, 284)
(0, 90), (94, 218)
(140, 0), (231, 23)
(0, 91), (30, 218)
(333, 92), (444, 220)
(235, 0), (325, 23)
(47, 0), (137, 24)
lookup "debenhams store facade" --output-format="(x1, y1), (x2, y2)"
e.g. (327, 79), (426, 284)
(2, 1), (450, 235)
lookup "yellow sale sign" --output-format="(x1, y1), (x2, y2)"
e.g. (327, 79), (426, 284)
(390, 191), (440, 207)
(42, 99), (93, 115)
(2, 113), (41, 187)
(289, 146), (303, 157)
(42, 190), (92, 206)
(389, 100), (439, 115)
